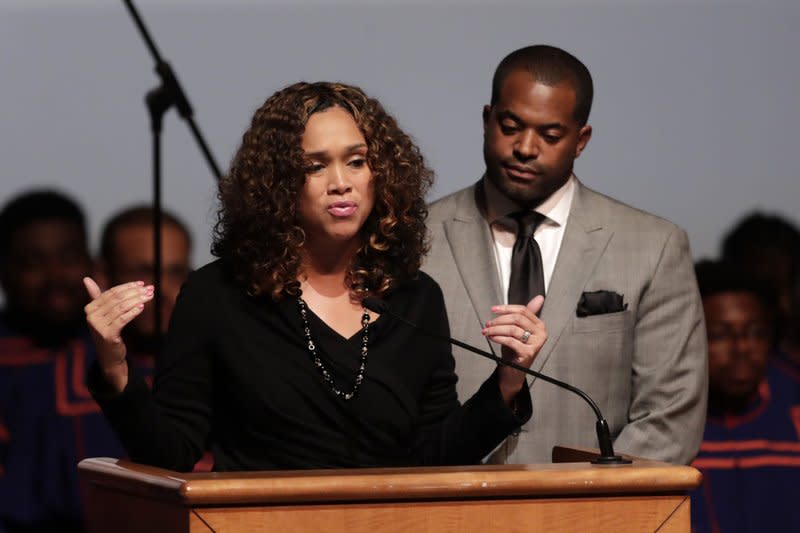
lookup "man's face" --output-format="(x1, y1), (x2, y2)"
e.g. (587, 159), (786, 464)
(483, 69), (592, 207)
(1, 219), (91, 330)
(704, 291), (771, 404)
(105, 222), (191, 338)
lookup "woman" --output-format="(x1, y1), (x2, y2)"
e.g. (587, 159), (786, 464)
(84, 82), (546, 471)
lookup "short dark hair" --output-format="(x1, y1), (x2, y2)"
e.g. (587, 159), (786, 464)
(100, 205), (192, 267)
(695, 259), (777, 322)
(490, 45), (594, 126)
(722, 212), (800, 269)
(0, 189), (87, 263)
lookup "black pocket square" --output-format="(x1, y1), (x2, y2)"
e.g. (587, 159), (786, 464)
(576, 290), (628, 317)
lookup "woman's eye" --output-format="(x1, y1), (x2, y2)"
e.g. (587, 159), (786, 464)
(349, 158), (367, 168)
(307, 163), (325, 173)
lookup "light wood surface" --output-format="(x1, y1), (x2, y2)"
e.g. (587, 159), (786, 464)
(79, 448), (701, 532)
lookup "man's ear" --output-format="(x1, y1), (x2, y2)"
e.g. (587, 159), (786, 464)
(482, 105), (492, 131)
(575, 124), (592, 158)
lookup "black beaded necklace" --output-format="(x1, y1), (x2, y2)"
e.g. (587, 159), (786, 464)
(297, 298), (370, 401)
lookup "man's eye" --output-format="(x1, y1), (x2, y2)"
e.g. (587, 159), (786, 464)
(500, 124), (518, 135)
(544, 135), (561, 143)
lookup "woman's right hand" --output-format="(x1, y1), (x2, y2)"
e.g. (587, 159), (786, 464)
(83, 277), (154, 393)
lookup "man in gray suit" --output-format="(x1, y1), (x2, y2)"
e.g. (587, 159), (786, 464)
(425, 45), (707, 465)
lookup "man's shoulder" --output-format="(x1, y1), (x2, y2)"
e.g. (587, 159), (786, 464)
(577, 182), (685, 237)
(427, 184), (478, 224)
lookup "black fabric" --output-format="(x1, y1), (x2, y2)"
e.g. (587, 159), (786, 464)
(88, 260), (531, 472)
(575, 290), (628, 317)
(507, 211), (546, 306)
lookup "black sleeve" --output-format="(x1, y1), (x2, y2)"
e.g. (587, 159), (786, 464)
(88, 269), (216, 472)
(410, 277), (531, 465)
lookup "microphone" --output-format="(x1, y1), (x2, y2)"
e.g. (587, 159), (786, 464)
(363, 296), (630, 465)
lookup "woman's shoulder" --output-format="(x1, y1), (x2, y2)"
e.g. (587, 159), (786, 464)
(186, 259), (229, 286)
(395, 270), (441, 294)
(416, 270), (446, 295)
(180, 259), (241, 301)
(387, 270), (445, 309)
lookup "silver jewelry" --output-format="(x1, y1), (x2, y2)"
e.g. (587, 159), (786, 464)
(297, 298), (369, 401)
(520, 330), (531, 344)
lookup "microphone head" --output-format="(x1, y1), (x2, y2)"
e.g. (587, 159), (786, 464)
(362, 296), (387, 313)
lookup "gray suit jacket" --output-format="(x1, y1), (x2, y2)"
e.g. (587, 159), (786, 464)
(424, 179), (707, 465)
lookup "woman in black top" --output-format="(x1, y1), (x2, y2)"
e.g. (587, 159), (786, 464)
(83, 82), (546, 472)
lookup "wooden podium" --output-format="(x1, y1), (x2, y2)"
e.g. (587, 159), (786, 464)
(78, 447), (701, 532)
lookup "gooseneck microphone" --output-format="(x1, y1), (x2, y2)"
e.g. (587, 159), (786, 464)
(363, 296), (631, 465)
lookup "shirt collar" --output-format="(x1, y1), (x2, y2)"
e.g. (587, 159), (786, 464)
(484, 174), (576, 229)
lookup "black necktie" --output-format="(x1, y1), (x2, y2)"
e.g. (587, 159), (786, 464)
(507, 211), (545, 306)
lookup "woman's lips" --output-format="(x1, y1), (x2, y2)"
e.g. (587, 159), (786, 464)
(328, 201), (357, 217)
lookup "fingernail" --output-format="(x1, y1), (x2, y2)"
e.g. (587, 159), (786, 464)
(136, 280), (145, 286)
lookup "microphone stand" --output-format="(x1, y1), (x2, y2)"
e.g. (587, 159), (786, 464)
(363, 298), (631, 465)
(121, 0), (223, 351)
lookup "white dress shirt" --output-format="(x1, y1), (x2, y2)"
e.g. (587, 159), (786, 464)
(484, 175), (576, 304)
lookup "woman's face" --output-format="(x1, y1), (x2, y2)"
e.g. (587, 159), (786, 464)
(297, 106), (375, 250)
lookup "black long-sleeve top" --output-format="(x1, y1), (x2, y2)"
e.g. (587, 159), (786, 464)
(89, 261), (530, 472)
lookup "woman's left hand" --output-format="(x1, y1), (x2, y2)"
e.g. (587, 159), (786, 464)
(482, 295), (547, 405)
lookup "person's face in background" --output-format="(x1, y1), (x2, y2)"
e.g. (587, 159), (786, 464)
(298, 106), (375, 254)
(704, 291), (772, 411)
(0, 218), (91, 338)
(482, 69), (592, 208)
(102, 222), (191, 340)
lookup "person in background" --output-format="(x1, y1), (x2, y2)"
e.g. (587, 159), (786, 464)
(95, 205), (192, 362)
(0, 190), (121, 532)
(721, 212), (800, 379)
(93, 205), (214, 471)
(691, 260), (800, 533)
(424, 44), (707, 465)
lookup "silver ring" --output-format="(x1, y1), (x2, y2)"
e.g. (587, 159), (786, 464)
(520, 330), (531, 344)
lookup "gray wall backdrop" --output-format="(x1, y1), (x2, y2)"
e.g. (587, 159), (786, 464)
(2, 0), (798, 281)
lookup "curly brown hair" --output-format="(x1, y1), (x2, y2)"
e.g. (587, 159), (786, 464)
(212, 81), (433, 301)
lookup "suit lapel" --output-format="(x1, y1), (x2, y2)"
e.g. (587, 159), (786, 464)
(443, 185), (503, 331)
(532, 182), (612, 374)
